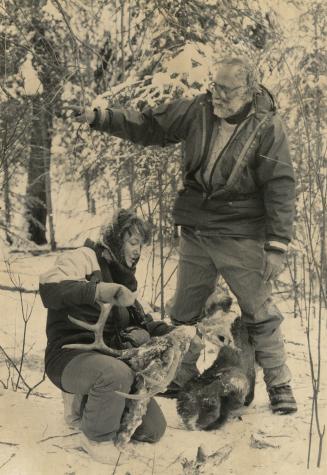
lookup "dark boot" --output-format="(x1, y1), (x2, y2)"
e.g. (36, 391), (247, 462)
(268, 384), (297, 414)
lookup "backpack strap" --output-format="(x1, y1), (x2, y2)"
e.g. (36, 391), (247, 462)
(210, 114), (269, 198)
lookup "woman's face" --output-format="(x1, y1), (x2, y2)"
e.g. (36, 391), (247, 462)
(122, 230), (144, 268)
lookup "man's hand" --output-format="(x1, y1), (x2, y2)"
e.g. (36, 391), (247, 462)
(70, 105), (96, 124)
(263, 251), (286, 283)
(95, 282), (137, 306)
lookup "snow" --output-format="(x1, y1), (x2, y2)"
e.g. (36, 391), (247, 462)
(1, 1), (326, 471)
(164, 43), (212, 79)
(19, 53), (43, 96)
(0, 247), (326, 474)
(42, 1), (63, 21)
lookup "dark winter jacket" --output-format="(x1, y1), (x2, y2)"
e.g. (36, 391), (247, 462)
(91, 88), (295, 251)
(39, 240), (171, 390)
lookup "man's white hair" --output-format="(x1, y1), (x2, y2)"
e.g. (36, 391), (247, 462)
(215, 56), (260, 92)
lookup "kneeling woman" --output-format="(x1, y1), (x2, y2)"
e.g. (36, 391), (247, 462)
(39, 209), (171, 464)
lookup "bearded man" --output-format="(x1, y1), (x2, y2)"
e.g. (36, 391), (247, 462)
(73, 56), (297, 414)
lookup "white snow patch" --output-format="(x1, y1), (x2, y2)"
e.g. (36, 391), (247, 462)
(19, 53), (43, 96)
(0, 250), (326, 474)
(42, 0), (63, 21)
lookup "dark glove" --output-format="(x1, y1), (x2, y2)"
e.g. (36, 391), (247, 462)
(146, 320), (175, 336)
(263, 251), (286, 282)
(119, 327), (151, 348)
(69, 105), (96, 124)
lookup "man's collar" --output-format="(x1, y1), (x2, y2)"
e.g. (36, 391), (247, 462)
(224, 101), (253, 124)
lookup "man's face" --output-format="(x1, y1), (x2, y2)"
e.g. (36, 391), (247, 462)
(210, 64), (253, 118)
(122, 229), (144, 268)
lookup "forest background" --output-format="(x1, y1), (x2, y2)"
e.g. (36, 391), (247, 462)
(0, 0), (326, 473)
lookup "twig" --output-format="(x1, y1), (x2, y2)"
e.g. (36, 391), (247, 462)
(37, 432), (80, 444)
(154, 264), (177, 304)
(51, 0), (103, 60)
(0, 345), (31, 391)
(160, 451), (185, 471)
(0, 284), (37, 294)
(15, 280), (36, 390)
(151, 447), (156, 475)
(25, 370), (46, 399)
(111, 451), (122, 475)
(0, 453), (16, 470)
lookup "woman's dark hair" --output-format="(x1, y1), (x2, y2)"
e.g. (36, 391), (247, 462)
(101, 209), (151, 261)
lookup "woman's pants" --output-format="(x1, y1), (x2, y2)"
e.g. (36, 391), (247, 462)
(61, 351), (167, 442)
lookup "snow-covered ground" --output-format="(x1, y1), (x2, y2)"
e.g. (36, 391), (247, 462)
(0, 248), (326, 475)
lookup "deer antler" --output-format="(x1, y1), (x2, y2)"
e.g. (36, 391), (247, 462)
(63, 296), (195, 373)
(62, 301), (176, 365)
(63, 302), (125, 357)
(62, 282), (142, 358)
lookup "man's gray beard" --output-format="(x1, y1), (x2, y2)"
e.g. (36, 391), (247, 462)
(213, 102), (246, 119)
(213, 104), (234, 118)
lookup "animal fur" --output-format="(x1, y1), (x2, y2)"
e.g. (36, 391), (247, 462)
(177, 316), (255, 430)
(115, 325), (196, 447)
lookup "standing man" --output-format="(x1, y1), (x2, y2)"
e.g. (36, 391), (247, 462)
(73, 56), (297, 414)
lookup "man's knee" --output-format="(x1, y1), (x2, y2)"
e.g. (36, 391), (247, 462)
(167, 281), (215, 324)
(243, 299), (283, 328)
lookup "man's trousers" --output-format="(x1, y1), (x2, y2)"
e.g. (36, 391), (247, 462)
(169, 227), (291, 388)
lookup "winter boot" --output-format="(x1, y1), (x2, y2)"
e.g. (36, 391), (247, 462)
(79, 432), (122, 465)
(268, 384), (297, 414)
(62, 392), (86, 429)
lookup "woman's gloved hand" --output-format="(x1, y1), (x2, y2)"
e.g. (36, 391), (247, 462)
(120, 327), (151, 348)
(95, 282), (137, 307)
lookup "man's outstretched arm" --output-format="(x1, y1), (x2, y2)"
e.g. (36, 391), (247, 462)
(71, 97), (197, 147)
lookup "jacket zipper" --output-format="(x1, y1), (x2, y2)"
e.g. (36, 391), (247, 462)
(207, 113), (254, 195)
(189, 105), (208, 193)
(199, 106), (210, 194)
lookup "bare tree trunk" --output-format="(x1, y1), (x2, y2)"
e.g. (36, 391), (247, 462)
(157, 168), (165, 319)
(84, 171), (96, 214)
(2, 144), (12, 245)
(26, 96), (48, 245)
(116, 169), (122, 207)
(120, 0), (125, 81)
(41, 102), (56, 250)
(25, 4), (61, 246)
(128, 159), (135, 207)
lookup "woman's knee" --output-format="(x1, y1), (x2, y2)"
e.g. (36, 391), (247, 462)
(133, 399), (167, 443)
(95, 356), (134, 392)
(147, 403), (167, 442)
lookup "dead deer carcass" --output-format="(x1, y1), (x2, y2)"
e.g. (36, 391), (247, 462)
(177, 316), (255, 431)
